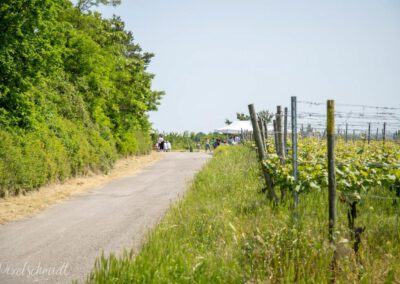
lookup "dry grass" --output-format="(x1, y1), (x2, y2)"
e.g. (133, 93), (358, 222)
(0, 152), (164, 224)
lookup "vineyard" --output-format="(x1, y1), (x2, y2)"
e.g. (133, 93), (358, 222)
(246, 97), (400, 282)
(264, 138), (400, 206)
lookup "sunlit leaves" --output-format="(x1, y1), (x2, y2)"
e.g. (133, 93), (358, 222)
(263, 139), (400, 201)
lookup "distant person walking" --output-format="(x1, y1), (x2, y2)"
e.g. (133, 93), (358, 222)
(234, 136), (241, 144)
(213, 139), (221, 149)
(158, 136), (165, 152)
(165, 140), (171, 152)
(205, 139), (211, 152)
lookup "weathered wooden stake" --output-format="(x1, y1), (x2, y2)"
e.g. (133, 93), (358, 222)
(248, 104), (278, 203)
(284, 107), (288, 155)
(327, 100), (337, 282)
(276, 106), (286, 199)
(383, 122), (386, 144)
(327, 100), (336, 243)
(258, 118), (266, 147)
(263, 120), (269, 152)
(291, 96), (298, 206)
(376, 127), (379, 140)
(273, 119), (279, 155)
(367, 123), (371, 144)
(276, 106), (285, 160)
(345, 123), (348, 143)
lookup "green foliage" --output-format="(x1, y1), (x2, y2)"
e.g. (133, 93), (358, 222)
(264, 138), (400, 199)
(77, 0), (122, 12)
(257, 110), (273, 123)
(224, 119), (232, 125)
(235, 110), (272, 122)
(236, 112), (250, 121)
(0, 0), (163, 196)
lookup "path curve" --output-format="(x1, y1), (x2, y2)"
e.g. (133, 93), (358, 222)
(0, 152), (210, 283)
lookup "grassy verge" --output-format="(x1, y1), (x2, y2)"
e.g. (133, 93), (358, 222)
(85, 145), (399, 283)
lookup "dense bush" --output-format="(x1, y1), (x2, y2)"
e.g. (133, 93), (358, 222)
(0, 0), (163, 197)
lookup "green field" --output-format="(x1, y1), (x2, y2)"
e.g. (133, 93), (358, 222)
(85, 145), (400, 283)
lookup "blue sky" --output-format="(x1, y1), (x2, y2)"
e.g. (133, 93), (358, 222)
(93, 0), (400, 133)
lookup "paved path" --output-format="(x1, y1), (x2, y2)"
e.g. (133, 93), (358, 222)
(0, 152), (210, 284)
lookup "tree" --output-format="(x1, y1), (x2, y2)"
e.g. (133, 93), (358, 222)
(225, 119), (233, 125)
(0, 0), (69, 128)
(0, 0), (164, 195)
(258, 110), (274, 123)
(236, 113), (250, 121)
(77, 0), (121, 12)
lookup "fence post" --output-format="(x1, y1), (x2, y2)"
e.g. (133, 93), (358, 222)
(383, 122), (386, 144)
(327, 100), (337, 282)
(327, 100), (336, 243)
(273, 119), (279, 155)
(248, 104), (278, 203)
(263, 120), (269, 152)
(291, 97), (298, 206)
(276, 106), (285, 160)
(376, 128), (379, 140)
(276, 106), (286, 199)
(345, 123), (348, 143)
(258, 117), (266, 148)
(284, 107), (288, 155)
(367, 123), (371, 144)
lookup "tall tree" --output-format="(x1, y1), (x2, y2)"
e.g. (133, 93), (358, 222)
(77, 0), (121, 12)
(236, 113), (250, 121)
(258, 110), (274, 123)
(225, 119), (233, 125)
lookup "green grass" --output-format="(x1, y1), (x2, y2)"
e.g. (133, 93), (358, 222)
(85, 145), (400, 283)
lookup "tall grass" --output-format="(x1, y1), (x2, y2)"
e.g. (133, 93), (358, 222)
(85, 145), (399, 283)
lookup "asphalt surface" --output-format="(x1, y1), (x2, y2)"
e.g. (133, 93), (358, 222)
(0, 152), (210, 284)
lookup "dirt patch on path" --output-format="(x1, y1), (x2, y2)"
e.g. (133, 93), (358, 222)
(0, 152), (164, 224)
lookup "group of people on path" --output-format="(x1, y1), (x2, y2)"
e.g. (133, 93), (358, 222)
(156, 135), (241, 153)
(156, 136), (172, 152)
(204, 136), (241, 152)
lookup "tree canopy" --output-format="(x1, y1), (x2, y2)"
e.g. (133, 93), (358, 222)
(0, 0), (163, 196)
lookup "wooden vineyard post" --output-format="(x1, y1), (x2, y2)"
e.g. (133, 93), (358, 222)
(273, 119), (279, 155)
(345, 123), (348, 143)
(263, 120), (269, 152)
(327, 100), (337, 282)
(383, 122), (386, 145)
(368, 123), (371, 144)
(284, 107), (288, 156)
(258, 117), (266, 148)
(248, 104), (278, 203)
(276, 106), (285, 160)
(276, 106), (286, 199)
(376, 128), (379, 140)
(327, 100), (336, 243)
(291, 96), (299, 206)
